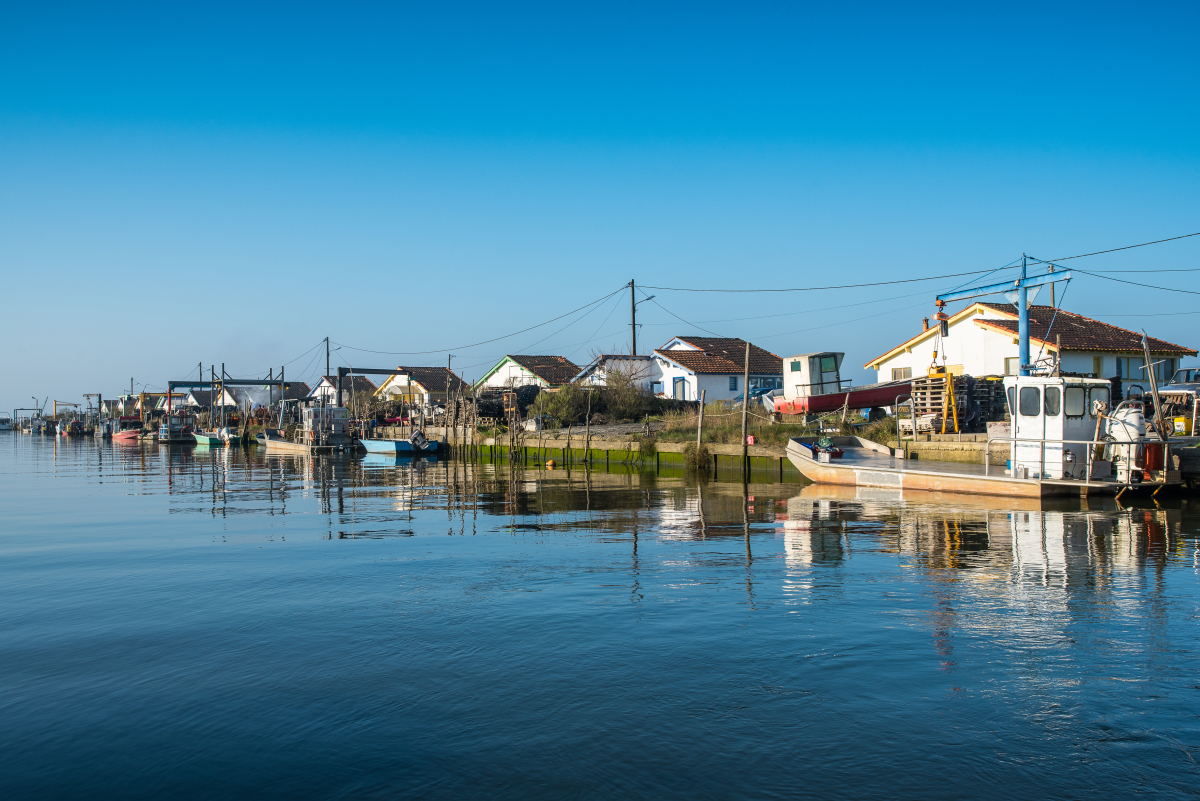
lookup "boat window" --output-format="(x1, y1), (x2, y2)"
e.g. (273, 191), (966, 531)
(1044, 386), (1061, 416)
(1064, 386), (1086, 416)
(1019, 386), (1041, 416)
(820, 356), (837, 373)
(1007, 386), (1016, 415)
(1089, 386), (1109, 412)
(790, 361), (803, 373)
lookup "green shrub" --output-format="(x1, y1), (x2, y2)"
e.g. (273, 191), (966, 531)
(638, 435), (657, 460)
(684, 441), (711, 471)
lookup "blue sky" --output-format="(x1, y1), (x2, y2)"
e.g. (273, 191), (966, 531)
(2, 1), (1199, 409)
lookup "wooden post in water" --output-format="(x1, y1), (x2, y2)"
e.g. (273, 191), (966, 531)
(585, 391), (591, 465)
(696, 389), (706, 450)
(740, 343), (750, 479)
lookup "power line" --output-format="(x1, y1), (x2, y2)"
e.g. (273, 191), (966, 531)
(1071, 268), (1200, 296)
(1046, 231), (1200, 262)
(332, 285), (626, 355)
(640, 290), (726, 337)
(639, 268), (997, 293)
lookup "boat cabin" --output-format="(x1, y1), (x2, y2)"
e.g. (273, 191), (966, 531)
(302, 406), (350, 442)
(158, 410), (197, 442)
(1004, 375), (1113, 480)
(783, 352), (847, 400)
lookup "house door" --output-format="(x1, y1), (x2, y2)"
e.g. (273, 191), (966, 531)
(672, 377), (687, 400)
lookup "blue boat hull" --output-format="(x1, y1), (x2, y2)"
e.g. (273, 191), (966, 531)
(358, 438), (439, 454)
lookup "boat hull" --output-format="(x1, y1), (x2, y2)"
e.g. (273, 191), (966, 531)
(113, 430), (141, 441)
(776, 381), (912, 415)
(359, 438), (440, 455)
(193, 433), (225, 446)
(785, 436), (1177, 498)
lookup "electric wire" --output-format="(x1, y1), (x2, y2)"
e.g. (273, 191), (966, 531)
(639, 268), (998, 293)
(331, 285), (626, 356)
(1070, 268), (1200, 296)
(640, 290), (726, 337)
(1046, 231), (1200, 262)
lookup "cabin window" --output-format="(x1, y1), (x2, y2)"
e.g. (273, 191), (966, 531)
(1007, 386), (1016, 416)
(790, 361), (803, 372)
(1089, 386), (1109, 412)
(729, 376), (738, 391)
(1019, 387), (1041, 416)
(1064, 386), (1086, 416)
(820, 356), (837, 373)
(891, 367), (912, 381)
(1044, 386), (1061, 416)
(1005, 357), (1020, 376)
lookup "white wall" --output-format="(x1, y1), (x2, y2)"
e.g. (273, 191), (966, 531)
(478, 360), (544, 389)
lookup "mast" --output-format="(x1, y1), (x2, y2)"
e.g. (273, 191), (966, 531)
(630, 280), (636, 356)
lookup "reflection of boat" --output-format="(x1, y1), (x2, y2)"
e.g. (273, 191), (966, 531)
(362, 453), (438, 468)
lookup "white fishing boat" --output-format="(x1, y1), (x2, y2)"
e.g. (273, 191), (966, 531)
(264, 406), (356, 454)
(788, 373), (1183, 498)
(0, 413), (12, 432)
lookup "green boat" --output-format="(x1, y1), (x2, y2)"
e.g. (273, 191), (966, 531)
(192, 432), (225, 446)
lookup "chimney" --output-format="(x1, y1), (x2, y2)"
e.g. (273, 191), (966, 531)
(922, 317), (930, 331)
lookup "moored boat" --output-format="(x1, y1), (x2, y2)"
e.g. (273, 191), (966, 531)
(192, 431), (225, 446)
(158, 410), (197, 444)
(264, 406), (356, 454)
(774, 352), (911, 416)
(358, 432), (439, 455)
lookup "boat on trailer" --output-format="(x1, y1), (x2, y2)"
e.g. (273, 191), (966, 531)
(774, 352), (911, 417)
(787, 373), (1183, 498)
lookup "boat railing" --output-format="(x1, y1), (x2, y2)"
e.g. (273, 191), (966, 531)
(984, 435), (1173, 486)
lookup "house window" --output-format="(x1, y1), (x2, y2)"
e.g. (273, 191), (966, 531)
(650, 381), (663, 395)
(673, 378), (687, 400)
(891, 367), (912, 381)
(729, 376), (738, 391)
(1005, 357), (1020, 376)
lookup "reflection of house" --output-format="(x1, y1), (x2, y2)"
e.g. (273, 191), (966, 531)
(309, 376), (378, 406)
(375, 367), (470, 404)
(651, 337), (783, 401)
(474, 355), (581, 390)
(866, 303), (1195, 385)
(573, 354), (661, 392)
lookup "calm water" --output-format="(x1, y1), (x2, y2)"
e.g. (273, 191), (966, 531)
(3, 435), (1200, 799)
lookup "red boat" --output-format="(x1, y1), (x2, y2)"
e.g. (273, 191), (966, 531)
(112, 416), (144, 441)
(775, 352), (911, 416)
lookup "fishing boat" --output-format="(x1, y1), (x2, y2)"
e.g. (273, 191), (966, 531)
(59, 419), (86, 437)
(0, 413), (12, 432)
(787, 373), (1183, 498)
(264, 406), (356, 454)
(192, 431), (225, 446)
(358, 431), (439, 455)
(158, 410), (197, 444)
(112, 416), (143, 441)
(773, 352), (911, 417)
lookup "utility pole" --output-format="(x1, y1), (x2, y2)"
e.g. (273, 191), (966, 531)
(741, 342), (750, 478)
(629, 280), (636, 355)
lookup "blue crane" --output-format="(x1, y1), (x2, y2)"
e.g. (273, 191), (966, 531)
(936, 255), (1073, 376)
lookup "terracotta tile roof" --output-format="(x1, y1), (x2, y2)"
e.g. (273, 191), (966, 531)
(282, 382), (311, 401)
(977, 304), (1196, 355)
(507, 355), (581, 385)
(657, 338), (783, 374)
(393, 366), (469, 393)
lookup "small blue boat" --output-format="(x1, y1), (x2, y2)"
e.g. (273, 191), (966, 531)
(358, 438), (440, 455)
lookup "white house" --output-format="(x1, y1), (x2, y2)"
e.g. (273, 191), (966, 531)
(375, 366), (470, 404)
(309, 375), (378, 406)
(474, 355), (581, 390)
(865, 303), (1195, 387)
(650, 337), (783, 401)
(573, 354), (661, 390)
